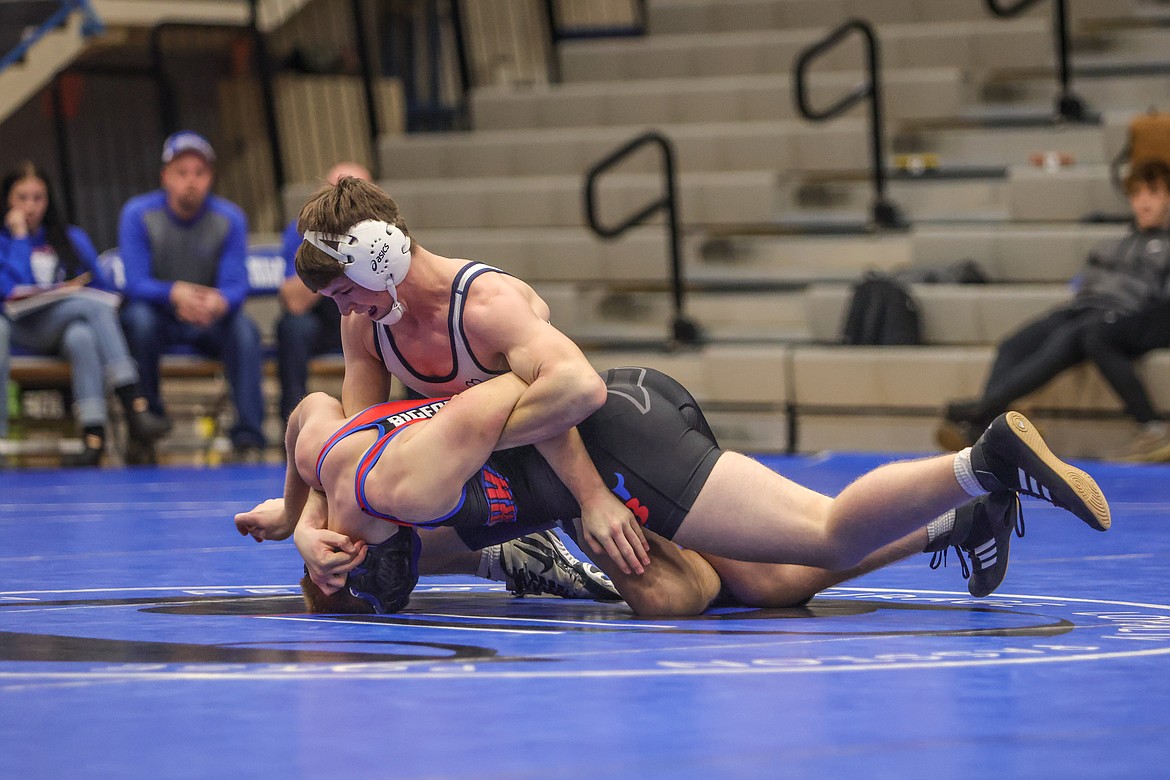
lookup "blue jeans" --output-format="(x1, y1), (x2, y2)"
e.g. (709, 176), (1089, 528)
(9, 297), (139, 429)
(120, 300), (266, 449)
(275, 297), (342, 422)
(0, 315), (9, 438)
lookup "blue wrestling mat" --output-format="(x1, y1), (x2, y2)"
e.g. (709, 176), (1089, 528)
(1, 455), (1168, 779)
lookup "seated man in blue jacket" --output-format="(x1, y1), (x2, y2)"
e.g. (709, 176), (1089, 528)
(273, 162), (367, 425)
(118, 131), (266, 461)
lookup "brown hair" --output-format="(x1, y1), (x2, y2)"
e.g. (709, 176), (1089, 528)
(294, 176), (413, 292)
(2, 160), (84, 278)
(299, 573), (376, 614)
(1124, 158), (1170, 196)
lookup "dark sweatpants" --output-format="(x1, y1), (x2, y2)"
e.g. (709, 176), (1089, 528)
(971, 303), (1170, 427)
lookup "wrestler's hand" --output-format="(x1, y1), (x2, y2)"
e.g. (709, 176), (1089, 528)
(577, 492), (650, 576)
(234, 497), (295, 542)
(294, 521), (368, 596)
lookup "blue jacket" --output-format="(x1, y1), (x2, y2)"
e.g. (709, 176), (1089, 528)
(281, 218), (302, 278)
(117, 190), (249, 310)
(0, 224), (110, 300)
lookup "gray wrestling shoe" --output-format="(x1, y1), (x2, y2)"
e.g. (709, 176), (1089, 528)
(500, 531), (621, 601)
(970, 411), (1110, 532)
(927, 492), (1024, 598)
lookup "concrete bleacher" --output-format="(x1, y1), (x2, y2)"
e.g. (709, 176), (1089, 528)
(378, 120), (879, 179)
(266, 0), (1170, 459)
(643, 0), (1133, 34)
(558, 20), (1053, 83)
(469, 68), (965, 130)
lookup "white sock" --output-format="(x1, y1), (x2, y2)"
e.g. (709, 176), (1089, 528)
(925, 509), (956, 549)
(953, 447), (986, 498)
(478, 544), (504, 582)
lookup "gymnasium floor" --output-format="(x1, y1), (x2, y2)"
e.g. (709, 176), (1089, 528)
(0, 453), (1167, 779)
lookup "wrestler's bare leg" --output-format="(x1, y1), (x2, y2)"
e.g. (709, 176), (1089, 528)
(675, 452), (967, 568)
(698, 530), (927, 608)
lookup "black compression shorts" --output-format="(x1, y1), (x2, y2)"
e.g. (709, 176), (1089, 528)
(577, 366), (724, 541)
(443, 366), (724, 549)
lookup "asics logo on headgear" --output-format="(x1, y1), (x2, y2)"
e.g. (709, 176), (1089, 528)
(303, 219), (411, 323)
(304, 218), (414, 294)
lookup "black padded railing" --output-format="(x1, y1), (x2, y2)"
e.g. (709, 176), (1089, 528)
(794, 18), (905, 229)
(985, 0), (1087, 121)
(584, 131), (701, 346)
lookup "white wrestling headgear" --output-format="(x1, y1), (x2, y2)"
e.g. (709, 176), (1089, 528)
(303, 219), (412, 325)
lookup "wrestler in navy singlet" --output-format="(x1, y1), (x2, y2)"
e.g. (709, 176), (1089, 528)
(578, 367), (723, 541)
(319, 367), (724, 548)
(371, 262), (509, 396)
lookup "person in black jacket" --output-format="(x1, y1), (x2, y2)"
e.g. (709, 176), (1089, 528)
(938, 159), (1170, 460)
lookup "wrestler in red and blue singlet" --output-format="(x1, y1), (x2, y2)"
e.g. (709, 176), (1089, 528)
(317, 368), (726, 549)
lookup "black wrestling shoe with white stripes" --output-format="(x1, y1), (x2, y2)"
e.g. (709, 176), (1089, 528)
(500, 531), (621, 601)
(927, 493), (1023, 598)
(970, 411), (1110, 532)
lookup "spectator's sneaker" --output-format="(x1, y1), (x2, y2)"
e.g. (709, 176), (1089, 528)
(927, 493), (1023, 598)
(500, 531), (621, 601)
(126, 408), (172, 443)
(936, 400), (987, 451)
(970, 411), (1110, 531)
(1113, 422), (1170, 463)
(936, 419), (977, 452)
(232, 445), (267, 465)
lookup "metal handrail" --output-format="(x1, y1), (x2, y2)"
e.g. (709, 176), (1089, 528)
(348, 0), (380, 159)
(0, 0), (103, 73)
(584, 131), (701, 346)
(984, 0), (1086, 121)
(793, 18), (904, 229)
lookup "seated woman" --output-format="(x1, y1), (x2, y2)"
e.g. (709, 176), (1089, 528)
(0, 161), (169, 465)
(275, 367), (1109, 616)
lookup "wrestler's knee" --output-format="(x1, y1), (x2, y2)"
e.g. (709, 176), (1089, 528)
(620, 580), (704, 617)
(616, 550), (720, 617)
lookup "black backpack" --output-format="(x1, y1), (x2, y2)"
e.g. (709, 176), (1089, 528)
(841, 272), (922, 345)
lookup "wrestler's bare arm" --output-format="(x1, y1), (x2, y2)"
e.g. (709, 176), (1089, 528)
(233, 398), (327, 542)
(340, 312), (393, 413)
(463, 278), (606, 447)
(283, 393), (374, 594)
(462, 279), (650, 573)
(361, 373), (529, 522)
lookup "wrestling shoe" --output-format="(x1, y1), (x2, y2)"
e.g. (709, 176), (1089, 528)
(344, 527), (422, 614)
(926, 492), (1024, 598)
(969, 411), (1110, 532)
(500, 531), (621, 601)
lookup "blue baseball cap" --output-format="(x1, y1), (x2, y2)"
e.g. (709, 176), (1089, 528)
(161, 131), (215, 164)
